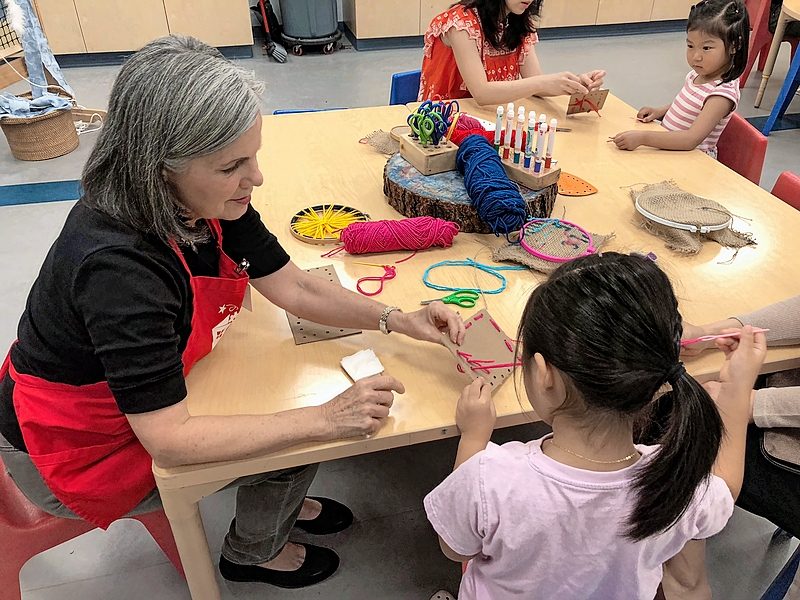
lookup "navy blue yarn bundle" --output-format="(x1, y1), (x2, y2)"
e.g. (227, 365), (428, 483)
(456, 134), (528, 235)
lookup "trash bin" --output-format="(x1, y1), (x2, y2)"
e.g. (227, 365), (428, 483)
(278, 0), (341, 56)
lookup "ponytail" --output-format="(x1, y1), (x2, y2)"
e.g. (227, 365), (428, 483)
(627, 369), (724, 541)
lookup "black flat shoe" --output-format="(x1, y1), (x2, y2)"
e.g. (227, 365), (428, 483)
(219, 544), (339, 589)
(295, 496), (354, 535)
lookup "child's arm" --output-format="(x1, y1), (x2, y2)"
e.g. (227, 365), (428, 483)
(612, 95), (734, 151)
(706, 326), (767, 499)
(437, 377), (496, 562)
(637, 104), (670, 122)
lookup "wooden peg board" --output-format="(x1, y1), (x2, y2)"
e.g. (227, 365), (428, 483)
(398, 133), (457, 175)
(441, 309), (520, 390)
(286, 265), (362, 345)
(502, 158), (561, 191)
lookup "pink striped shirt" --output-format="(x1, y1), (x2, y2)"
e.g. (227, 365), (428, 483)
(661, 70), (740, 159)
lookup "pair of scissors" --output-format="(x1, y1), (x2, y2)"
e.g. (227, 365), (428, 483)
(420, 289), (480, 308)
(437, 100), (459, 124)
(407, 111), (448, 146)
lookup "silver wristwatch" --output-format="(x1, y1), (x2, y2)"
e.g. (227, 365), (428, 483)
(379, 306), (402, 335)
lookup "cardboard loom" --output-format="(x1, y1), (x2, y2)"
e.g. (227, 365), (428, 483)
(566, 89), (609, 116)
(441, 309), (520, 390)
(285, 265), (362, 345)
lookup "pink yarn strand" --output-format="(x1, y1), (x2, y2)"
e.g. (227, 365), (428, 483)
(340, 217), (459, 255)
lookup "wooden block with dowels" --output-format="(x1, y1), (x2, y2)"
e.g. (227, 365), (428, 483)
(502, 160), (561, 191)
(398, 133), (457, 175)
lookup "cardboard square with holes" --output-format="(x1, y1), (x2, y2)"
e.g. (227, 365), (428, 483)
(441, 309), (520, 389)
(286, 265), (362, 345)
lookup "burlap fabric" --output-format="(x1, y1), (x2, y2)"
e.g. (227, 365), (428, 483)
(362, 130), (399, 155)
(631, 180), (755, 254)
(492, 231), (615, 274)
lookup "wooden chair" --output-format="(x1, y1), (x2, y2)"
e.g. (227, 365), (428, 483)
(771, 171), (800, 210)
(389, 70), (421, 106)
(716, 112), (769, 185)
(742, 0), (800, 88)
(0, 463), (184, 600)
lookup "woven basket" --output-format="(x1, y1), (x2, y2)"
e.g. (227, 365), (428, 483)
(0, 86), (79, 161)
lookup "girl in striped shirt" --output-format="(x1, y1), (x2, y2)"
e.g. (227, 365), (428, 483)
(612, 0), (749, 158)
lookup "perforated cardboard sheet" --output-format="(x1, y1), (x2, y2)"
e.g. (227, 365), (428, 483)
(441, 309), (520, 390)
(286, 265), (362, 345)
(566, 89), (609, 115)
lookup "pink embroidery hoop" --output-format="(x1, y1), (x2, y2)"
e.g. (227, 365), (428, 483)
(519, 218), (596, 262)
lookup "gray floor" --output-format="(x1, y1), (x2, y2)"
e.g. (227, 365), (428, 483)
(2, 32), (800, 600)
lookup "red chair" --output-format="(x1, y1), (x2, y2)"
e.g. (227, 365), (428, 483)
(742, 0), (800, 88)
(716, 112), (769, 185)
(0, 464), (185, 600)
(771, 171), (800, 210)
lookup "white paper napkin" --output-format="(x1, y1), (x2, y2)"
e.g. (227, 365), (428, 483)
(341, 349), (385, 381)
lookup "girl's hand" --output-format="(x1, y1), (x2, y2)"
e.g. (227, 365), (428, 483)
(612, 130), (646, 150)
(456, 378), (496, 440)
(716, 326), (767, 397)
(538, 71), (589, 96)
(680, 321), (734, 356)
(390, 302), (466, 345)
(637, 106), (660, 122)
(579, 70), (606, 92)
(321, 375), (405, 438)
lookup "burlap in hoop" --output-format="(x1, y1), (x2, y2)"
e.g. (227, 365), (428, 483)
(492, 229), (615, 274)
(631, 180), (755, 254)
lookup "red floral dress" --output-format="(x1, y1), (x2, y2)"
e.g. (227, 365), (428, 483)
(418, 6), (538, 101)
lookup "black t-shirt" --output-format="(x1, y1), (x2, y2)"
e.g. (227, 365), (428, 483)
(0, 201), (290, 451)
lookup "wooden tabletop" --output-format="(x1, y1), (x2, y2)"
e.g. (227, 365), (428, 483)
(156, 98), (800, 482)
(782, 0), (800, 21)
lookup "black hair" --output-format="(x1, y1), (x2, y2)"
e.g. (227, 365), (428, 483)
(517, 253), (724, 541)
(457, 0), (543, 51)
(687, 0), (750, 82)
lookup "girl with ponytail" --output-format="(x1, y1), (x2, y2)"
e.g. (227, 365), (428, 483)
(424, 253), (766, 600)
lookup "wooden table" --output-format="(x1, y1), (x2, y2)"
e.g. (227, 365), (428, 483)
(755, 0), (800, 107)
(154, 100), (800, 600)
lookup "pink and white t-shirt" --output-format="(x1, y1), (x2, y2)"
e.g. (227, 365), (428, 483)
(424, 437), (734, 600)
(661, 70), (740, 159)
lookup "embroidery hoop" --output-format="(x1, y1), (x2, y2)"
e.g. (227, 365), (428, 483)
(290, 204), (369, 245)
(519, 218), (596, 262)
(633, 193), (731, 234)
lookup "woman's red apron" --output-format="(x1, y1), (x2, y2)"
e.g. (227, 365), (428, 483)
(1, 220), (249, 528)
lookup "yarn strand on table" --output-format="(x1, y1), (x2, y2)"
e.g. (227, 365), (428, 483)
(456, 134), (528, 236)
(340, 216), (459, 254)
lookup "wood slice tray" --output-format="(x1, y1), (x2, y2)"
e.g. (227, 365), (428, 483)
(383, 154), (557, 234)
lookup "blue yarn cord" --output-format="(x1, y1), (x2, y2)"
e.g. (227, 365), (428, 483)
(456, 134), (528, 236)
(423, 259), (528, 294)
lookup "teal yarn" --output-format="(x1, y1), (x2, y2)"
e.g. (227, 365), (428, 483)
(456, 134), (528, 236)
(423, 259), (528, 295)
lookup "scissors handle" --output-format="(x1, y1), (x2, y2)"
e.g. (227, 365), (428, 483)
(443, 290), (479, 308)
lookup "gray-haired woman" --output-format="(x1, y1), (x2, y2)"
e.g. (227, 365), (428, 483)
(0, 35), (464, 589)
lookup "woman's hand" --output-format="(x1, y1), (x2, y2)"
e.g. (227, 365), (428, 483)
(611, 130), (646, 150)
(681, 321), (718, 356)
(456, 378), (496, 441)
(537, 71), (590, 96)
(389, 301), (466, 345)
(578, 70), (606, 92)
(320, 375), (405, 439)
